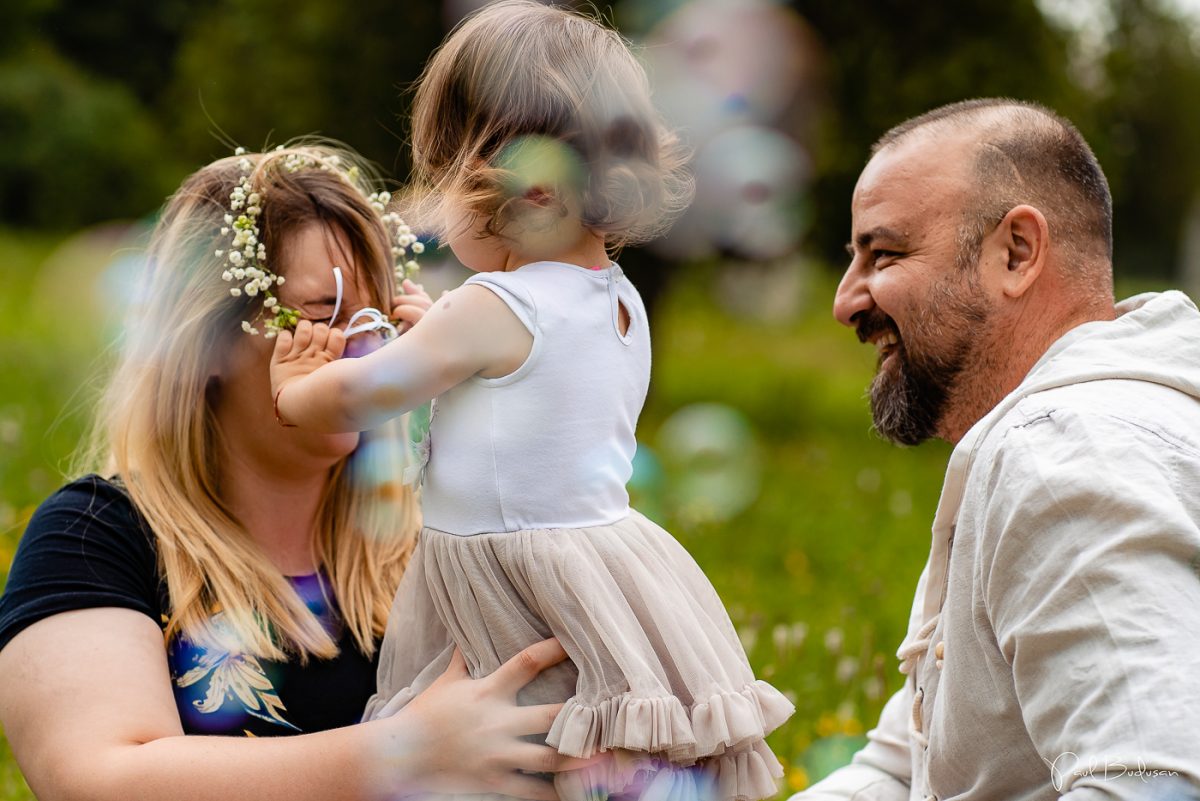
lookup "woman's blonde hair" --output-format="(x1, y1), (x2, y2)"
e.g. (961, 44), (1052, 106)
(408, 0), (693, 249)
(78, 142), (418, 662)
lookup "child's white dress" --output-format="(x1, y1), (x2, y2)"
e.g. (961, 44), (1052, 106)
(364, 262), (793, 801)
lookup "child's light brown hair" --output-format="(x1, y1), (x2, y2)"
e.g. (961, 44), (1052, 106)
(408, 0), (692, 249)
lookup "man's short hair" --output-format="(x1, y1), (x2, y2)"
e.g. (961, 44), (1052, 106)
(872, 99), (1113, 274)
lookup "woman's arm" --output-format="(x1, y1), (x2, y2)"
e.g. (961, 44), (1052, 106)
(0, 608), (584, 801)
(271, 284), (532, 432)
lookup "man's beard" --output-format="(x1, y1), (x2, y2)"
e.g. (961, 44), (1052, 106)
(856, 274), (991, 446)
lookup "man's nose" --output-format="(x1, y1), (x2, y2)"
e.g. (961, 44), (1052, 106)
(833, 263), (872, 328)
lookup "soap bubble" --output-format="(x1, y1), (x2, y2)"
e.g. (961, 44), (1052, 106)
(657, 403), (761, 523)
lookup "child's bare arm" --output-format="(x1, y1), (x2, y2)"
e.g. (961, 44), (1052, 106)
(270, 284), (532, 432)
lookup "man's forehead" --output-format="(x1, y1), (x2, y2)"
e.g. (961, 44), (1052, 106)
(850, 133), (975, 241)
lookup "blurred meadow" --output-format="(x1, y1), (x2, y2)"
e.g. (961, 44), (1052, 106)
(0, 0), (1194, 797)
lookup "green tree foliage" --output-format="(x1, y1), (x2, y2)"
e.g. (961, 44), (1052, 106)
(0, 45), (177, 229)
(791, 0), (1083, 267)
(166, 0), (441, 178)
(1095, 0), (1200, 278)
(4, 0), (1200, 280)
(0, 0), (443, 229)
(38, 0), (197, 105)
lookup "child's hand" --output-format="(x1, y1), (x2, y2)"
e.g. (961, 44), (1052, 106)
(269, 320), (346, 405)
(390, 279), (434, 334)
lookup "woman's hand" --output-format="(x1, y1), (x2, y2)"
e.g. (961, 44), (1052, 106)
(369, 638), (596, 801)
(391, 279), (434, 334)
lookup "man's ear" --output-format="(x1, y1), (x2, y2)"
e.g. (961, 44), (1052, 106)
(991, 204), (1049, 299)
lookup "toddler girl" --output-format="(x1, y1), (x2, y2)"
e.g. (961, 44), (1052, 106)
(270, 3), (792, 799)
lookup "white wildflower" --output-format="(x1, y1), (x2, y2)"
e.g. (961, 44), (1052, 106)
(772, 624), (790, 655)
(836, 656), (859, 685)
(230, 287), (242, 297)
(411, 242), (424, 254)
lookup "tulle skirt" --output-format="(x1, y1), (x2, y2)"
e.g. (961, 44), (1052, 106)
(363, 509), (794, 801)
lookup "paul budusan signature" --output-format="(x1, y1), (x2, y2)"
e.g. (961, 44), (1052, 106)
(1046, 753), (1181, 792)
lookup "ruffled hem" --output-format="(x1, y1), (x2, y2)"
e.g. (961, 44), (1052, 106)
(367, 512), (796, 801)
(548, 680), (794, 763)
(555, 740), (784, 801)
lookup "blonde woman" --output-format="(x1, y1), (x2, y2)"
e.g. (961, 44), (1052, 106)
(0, 144), (590, 801)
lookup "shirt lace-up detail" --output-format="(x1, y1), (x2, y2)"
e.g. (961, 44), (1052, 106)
(897, 613), (940, 748)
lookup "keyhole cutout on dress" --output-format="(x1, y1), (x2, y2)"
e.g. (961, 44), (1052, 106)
(618, 301), (630, 337)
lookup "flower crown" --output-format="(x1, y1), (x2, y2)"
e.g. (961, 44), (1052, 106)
(218, 146), (424, 337)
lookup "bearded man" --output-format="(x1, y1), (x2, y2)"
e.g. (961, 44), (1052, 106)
(795, 99), (1200, 800)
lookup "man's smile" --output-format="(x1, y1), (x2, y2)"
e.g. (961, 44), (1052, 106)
(856, 313), (903, 366)
(871, 330), (899, 361)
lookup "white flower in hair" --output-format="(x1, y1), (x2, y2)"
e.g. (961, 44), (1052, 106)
(220, 144), (425, 337)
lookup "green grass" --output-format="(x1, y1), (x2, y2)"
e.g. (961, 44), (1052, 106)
(0, 230), (1172, 798)
(0, 728), (28, 801)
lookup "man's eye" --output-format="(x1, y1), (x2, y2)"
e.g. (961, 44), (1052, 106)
(873, 249), (900, 265)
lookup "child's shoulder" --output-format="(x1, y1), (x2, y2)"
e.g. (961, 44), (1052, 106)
(464, 261), (642, 320)
(466, 261), (610, 295)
